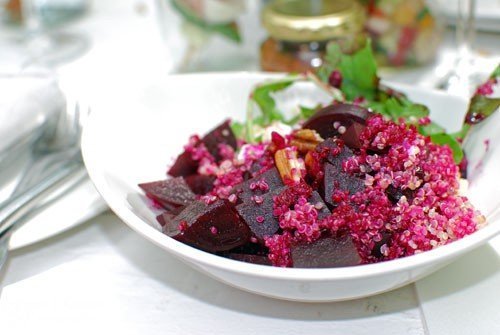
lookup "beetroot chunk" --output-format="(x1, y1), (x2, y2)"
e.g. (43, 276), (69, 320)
(168, 151), (199, 177)
(316, 138), (355, 168)
(168, 121), (236, 177)
(139, 177), (195, 210)
(309, 191), (331, 219)
(236, 186), (329, 242)
(324, 163), (364, 208)
(185, 174), (215, 195)
(236, 189), (281, 241)
(303, 103), (370, 149)
(231, 167), (283, 204)
(201, 120), (237, 161)
(168, 200), (250, 252)
(156, 212), (175, 227)
(226, 253), (272, 266)
(371, 231), (392, 259)
(341, 122), (365, 150)
(291, 235), (362, 268)
(385, 184), (415, 204)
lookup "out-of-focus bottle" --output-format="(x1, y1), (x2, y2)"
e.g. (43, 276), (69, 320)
(362, 0), (444, 67)
(260, 0), (366, 73)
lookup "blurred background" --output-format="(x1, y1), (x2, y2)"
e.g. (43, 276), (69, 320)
(0, 0), (499, 97)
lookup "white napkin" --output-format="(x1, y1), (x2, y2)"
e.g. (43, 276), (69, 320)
(0, 72), (65, 154)
(0, 71), (64, 203)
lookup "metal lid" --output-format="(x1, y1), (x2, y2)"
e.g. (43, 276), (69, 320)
(262, 0), (366, 42)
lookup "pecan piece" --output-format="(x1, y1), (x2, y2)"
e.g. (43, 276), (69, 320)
(290, 129), (323, 153)
(274, 147), (306, 183)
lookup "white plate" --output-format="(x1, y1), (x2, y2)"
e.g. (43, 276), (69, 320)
(82, 72), (500, 301)
(9, 179), (107, 250)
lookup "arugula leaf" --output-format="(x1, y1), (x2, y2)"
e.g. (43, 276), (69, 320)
(454, 63), (500, 141)
(322, 41), (379, 101)
(285, 105), (321, 126)
(490, 64), (500, 79)
(449, 124), (471, 141)
(418, 122), (445, 136)
(251, 78), (295, 124)
(368, 96), (429, 125)
(230, 121), (245, 139)
(430, 133), (463, 164)
(299, 105), (319, 119)
(466, 95), (500, 124)
(171, 0), (241, 43)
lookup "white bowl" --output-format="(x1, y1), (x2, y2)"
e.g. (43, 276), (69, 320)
(82, 72), (500, 302)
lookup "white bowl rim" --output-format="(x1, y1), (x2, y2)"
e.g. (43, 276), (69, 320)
(82, 71), (500, 282)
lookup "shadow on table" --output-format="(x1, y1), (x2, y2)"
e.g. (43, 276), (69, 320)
(99, 216), (420, 322)
(0, 219), (98, 296)
(415, 241), (500, 302)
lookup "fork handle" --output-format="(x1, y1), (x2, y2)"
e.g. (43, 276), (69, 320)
(0, 161), (86, 238)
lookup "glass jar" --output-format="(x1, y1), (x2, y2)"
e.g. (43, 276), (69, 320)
(362, 0), (444, 67)
(260, 0), (367, 73)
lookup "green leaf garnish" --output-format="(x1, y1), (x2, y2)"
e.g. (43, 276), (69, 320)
(466, 95), (500, 123)
(418, 122), (445, 136)
(490, 64), (500, 79)
(321, 41), (379, 101)
(232, 39), (499, 170)
(299, 105), (318, 119)
(449, 124), (471, 141)
(251, 78), (295, 125)
(230, 121), (245, 139)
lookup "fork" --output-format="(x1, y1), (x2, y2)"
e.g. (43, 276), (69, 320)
(0, 101), (89, 272)
(12, 99), (86, 193)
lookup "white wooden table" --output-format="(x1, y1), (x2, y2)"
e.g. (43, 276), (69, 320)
(0, 1), (499, 334)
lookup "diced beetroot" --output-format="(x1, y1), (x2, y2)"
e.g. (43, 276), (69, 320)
(273, 183), (313, 212)
(156, 212), (175, 227)
(236, 190), (281, 241)
(185, 174), (215, 195)
(139, 177), (195, 210)
(226, 253), (272, 266)
(201, 120), (237, 161)
(385, 185), (415, 204)
(291, 235), (362, 268)
(167, 121), (236, 177)
(371, 231), (392, 259)
(323, 163), (364, 207)
(302, 103), (371, 141)
(308, 191), (331, 219)
(316, 138), (355, 168)
(341, 122), (365, 150)
(236, 185), (328, 242)
(459, 154), (468, 179)
(168, 200), (250, 252)
(167, 151), (199, 177)
(226, 241), (269, 256)
(231, 167), (283, 204)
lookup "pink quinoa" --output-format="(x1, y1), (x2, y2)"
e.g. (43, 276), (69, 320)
(264, 115), (482, 266)
(162, 110), (484, 268)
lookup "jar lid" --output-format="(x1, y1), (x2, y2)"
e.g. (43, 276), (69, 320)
(262, 0), (366, 42)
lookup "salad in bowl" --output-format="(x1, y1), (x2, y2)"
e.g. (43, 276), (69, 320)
(139, 43), (498, 269)
(83, 42), (500, 301)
